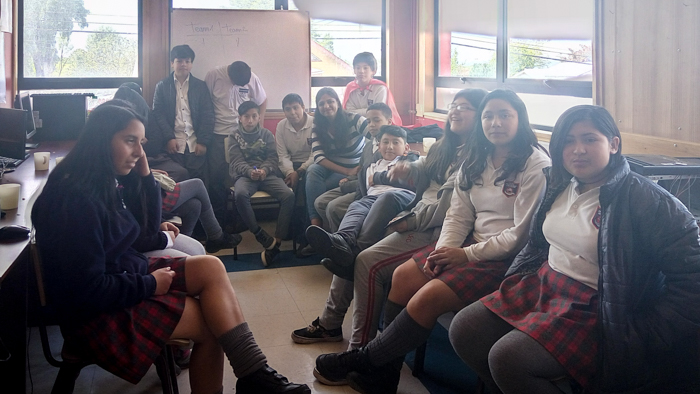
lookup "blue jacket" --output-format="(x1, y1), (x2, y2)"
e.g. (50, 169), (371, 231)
(508, 160), (700, 393)
(32, 174), (162, 323)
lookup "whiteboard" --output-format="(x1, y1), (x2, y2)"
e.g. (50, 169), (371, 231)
(171, 9), (311, 111)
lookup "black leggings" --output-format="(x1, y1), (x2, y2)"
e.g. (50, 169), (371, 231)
(448, 301), (569, 394)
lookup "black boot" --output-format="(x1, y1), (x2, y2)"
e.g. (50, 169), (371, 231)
(236, 364), (311, 393)
(306, 225), (355, 267)
(347, 357), (403, 394)
(313, 347), (371, 386)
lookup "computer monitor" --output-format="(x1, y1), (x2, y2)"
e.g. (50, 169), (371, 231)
(0, 108), (27, 160)
(13, 92), (36, 140)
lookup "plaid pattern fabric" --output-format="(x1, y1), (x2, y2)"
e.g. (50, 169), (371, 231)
(481, 263), (598, 388)
(76, 257), (188, 384)
(412, 238), (509, 304)
(161, 183), (181, 212)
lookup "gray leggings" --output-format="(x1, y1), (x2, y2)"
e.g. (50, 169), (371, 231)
(449, 301), (569, 394)
(170, 178), (222, 239)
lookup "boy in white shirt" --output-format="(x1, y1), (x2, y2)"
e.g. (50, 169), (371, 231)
(275, 93), (314, 189)
(306, 125), (417, 269)
(343, 52), (402, 126)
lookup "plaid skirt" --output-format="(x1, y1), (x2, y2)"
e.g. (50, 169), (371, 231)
(162, 183), (181, 212)
(412, 239), (510, 304)
(481, 263), (598, 388)
(74, 257), (188, 384)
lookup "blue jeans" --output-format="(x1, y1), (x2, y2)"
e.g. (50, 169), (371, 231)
(305, 163), (346, 221)
(337, 189), (416, 251)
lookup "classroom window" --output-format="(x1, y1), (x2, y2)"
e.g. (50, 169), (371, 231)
(435, 0), (593, 124)
(172, 0), (276, 9)
(289, 0), (385, 89)
(19, 0), (141, 90)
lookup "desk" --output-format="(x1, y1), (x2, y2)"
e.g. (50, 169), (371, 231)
(0, 140), (75, 393)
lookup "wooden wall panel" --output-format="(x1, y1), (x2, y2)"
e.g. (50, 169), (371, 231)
(387, 0), (417, 125)
(142, 0), (170, 107)
(598, 0), (700, 154)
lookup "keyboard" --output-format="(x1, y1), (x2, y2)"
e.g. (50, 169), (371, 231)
(0, 156), (25, 168)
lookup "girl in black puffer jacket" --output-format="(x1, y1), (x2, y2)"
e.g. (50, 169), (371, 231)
(450, 105), (700, 394)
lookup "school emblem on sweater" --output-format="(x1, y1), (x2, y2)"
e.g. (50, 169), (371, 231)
(502, 181), (519, 197)
(368, 99), (374, 105)
(592, 206), (602, 229)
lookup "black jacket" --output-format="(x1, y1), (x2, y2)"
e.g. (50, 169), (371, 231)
(151, 72), (215, 153)
(508, 160), (700, 393)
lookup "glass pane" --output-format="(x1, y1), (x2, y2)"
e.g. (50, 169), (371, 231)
(507, 0), (593, 80)
(436, 87), (592, 127)
(172, 0), (275, 9)
(23, 0), (138, 78)
(438, 0), (497, 78)
(290, 0), (382, 78)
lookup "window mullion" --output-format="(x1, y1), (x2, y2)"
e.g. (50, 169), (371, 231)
(496, 0), (508, 87)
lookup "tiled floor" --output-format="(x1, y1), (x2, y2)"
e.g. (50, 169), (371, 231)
(25, 222), (430, 394)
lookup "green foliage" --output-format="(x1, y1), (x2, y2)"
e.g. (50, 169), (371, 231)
(60, 27), (137, 77)
(311, 30), (334, 53)
(24, 0), (88, 77)
(508, 40), (550, 76)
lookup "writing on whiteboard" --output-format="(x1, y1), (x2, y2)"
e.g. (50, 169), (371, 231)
(186, 22), (249, 36)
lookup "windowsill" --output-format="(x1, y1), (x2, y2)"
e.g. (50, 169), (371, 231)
(420, 112), (447, 122)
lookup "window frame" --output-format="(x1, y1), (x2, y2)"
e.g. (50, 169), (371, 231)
(434, 0), (592, 113)
(279, 0), (386, 88)
(18, 0), (144, 90)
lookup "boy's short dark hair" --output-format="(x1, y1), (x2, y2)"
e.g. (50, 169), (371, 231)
(282, 93), (304, 108)
(228, 61), (252, 86)
(377, 125), (406, 142)
(170, 45), (195, 62)
(367, 102), (392, 120)
(238, 100), (260, 116)
(353, 52), (377, 72)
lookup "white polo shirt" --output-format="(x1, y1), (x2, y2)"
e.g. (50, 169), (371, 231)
(204, 66), (267, 136)
(544, 180), (601, 290)
(275, 113), (314, 176)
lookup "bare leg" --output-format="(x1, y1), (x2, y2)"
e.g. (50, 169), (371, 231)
(169, 255), (246, 393)
(405, 279), (467, 328)
(386, 259), (430, 306)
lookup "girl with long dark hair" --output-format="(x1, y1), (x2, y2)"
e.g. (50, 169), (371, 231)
(31, 100), (309, 394)
(311, 90), (550, 392)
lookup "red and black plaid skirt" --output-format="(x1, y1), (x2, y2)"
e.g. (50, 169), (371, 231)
(481, 262), (598, 388)
(75, 256), (188, 384)
(412, 239), (510, 304)
(162, 183), (181, 212)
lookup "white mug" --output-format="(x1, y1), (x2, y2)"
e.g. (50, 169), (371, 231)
(34, 152), (50, 171)
(0, 183), (21, 210)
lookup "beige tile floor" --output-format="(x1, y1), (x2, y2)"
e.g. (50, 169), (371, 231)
(25, 222), (430, 394)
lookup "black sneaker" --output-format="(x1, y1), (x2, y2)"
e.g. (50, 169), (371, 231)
(321, 258), (354, 281)
(261, 246), (281, 267)
(292, 317), (343, 344)
(346, 358), (402, 394)
(305, 225), (355, 268)
(236, 364), (310, 394)
(254, 228), (278, 250)
(313, 347), (370, 386)
(205, 232), (242, 253)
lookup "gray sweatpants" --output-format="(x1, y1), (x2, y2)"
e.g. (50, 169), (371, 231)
(314, 187), (355, 232)
(318, 229), (437, 349)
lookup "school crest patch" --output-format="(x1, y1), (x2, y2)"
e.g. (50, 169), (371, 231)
(368, 99), (374, 105)
(502, 181), (519, 197)
(592, 206), (602, 229)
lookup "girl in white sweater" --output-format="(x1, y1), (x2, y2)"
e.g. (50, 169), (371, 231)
(312, 90), (551, 393)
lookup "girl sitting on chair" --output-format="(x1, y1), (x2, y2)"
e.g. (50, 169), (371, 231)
(31, 100), (309, 394)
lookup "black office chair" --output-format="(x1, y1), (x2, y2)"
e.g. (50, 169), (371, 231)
(30, 241), (189, 394)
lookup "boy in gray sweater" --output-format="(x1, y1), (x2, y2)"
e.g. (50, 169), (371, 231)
(229, 101), (294, 265)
